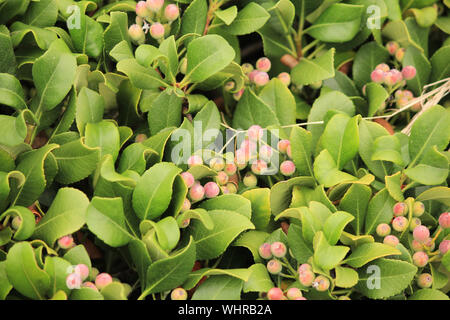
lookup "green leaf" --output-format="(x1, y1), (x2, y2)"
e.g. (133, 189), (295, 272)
(188, 210), (255, 260)
(110, 40), (134, 62)
(314, 149), (357, 188)
(100, 282), (129, 300)
(116, 58), (167, 89)
(132, 162), (182, 220)
(199, 194), (251, 220)
(0, 111), (31, 147)
(185, 34), (235, 83)
(23, 0), (57, 27)
(241, 188), (271, 230)
(0, 25), (17, 74)
(366, 82), (389, 117)
(214, 6), (238, 25)
(0, 73), (26, 110)
(44, 256), (72, 297)
(371, 135), (405, 166)
(287, 223), (313, 264)
(85, 120), (120, 161)
(225, 2), (269, 35)
(313, 231), (350, 271)
(180, 0), (207, 43)
(290, 126), (314, 176)
(243, 264), (273, 293)
(323, 211), (354, 246)
(353, 41), (390, 89)
(270, 176), (316, 215)
(32, 39), (77, 111)
(10, 22), (58, 50)
(192, 275), (243, 300)
(70, 287), (104, 300)
(291, 48), (335, 86)
(364, 188), (396, 235)
(0, 206), (35, 241)
(76, 87), (105, 136)
(103, 11), (130, 56)
(335, 266), (358, 288)
(5, 242), (50, 300)
(33, 188), (89, 246)
(409, 289), (449, 300)
(128, 239), (152, 288)
(345, 243), (401, 268)
(306, 4), (364, 43)
(403, 46), (431, 96)
(385, 171), (404, 202)
(68, 9), (104, 58)
(86, 197), (133, 247)
(339, 184), (371, 235)
(0, 261), (12, 299)
(259, 78), (297, 127)
(148, 90), (182, 136)
(233, 230), (269, 263)
(430, 45), (450, 82)
(416, 186), (450, 206)
(410, 6), (438, 27)
(355, 259), (417, 299)
(405, 146), (449, 185)
(183, 267), (252, 290)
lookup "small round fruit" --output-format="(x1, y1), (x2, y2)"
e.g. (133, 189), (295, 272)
(393, 202), (408, 216)
(66, 273), (82, 290)
(277, 72), (291, 86)
(439, 240), (450, 255)
(266, 259), (282, 275)
(251, 160), (268, 175)
(181, 198), (191, 212)
(187, 155), (203, 168)
(256, 57), (271, 72)
(280, 160), (296, 176)
(439, 212), (450, 229)
(204, 182), (220, 198)
(267, 287), (283, 300)
(225, 182), (237, 194)
(298, 270), (315, 287)
(412, 251), (429, 268)
(258, 243), (272, 259)
(58, 235), (74, 249)
(371, 69), (385, 83)
(82, 281), (98, 291)
(277, 140), (290, 154)
(392, 216), (408, 232)
(180, 172), (195, 188)
(253, 71), (269, 87)
(312, 276), (330, 292)
(164, 4), (179, 21)
(74, 264), (90, 281)
(383, 235), (399, 247)
(376, 223), (391, 237)
(417, 273), (433, 288)
(243, 172), (257, 188)
(11, 216), (22, 230)
(149, 22), (165, 40)
(270, 242), (287, 258)
(209, 157), (225, 171)
(375, 63), (390, 72)
(413, 226), (430, 243)
(95, 273), (113, 290)
(136, 1), (151, 17)
(247, 125), (264, 141)
(386, 41), (399, 55)
(286, 288), (302, 300)
(146, 0), (164, 12)
(412, 201), (425, 217)
(411, 240), (424, 252)
(128, 24), (145, 43)
(402, 66), (417, 80)
(171, 287), (188, 300)
(189, 183), (205, 201)
(409, 218), (421, 232)
(224, 163), (237, 176)
(216, 171), (229, 185)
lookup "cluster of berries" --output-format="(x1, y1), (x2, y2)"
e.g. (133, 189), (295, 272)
(394, 89), (421, 111)
(377, 201), (449, 268)
(370, 63), (417, 87)
(65, 263), (114, 292)
(266, 287), (306, 300)
(385, 41), (407, 63)
(128, 0), (180, 44)
(297, 263), (330, 292)
(230, 57), (291, 101)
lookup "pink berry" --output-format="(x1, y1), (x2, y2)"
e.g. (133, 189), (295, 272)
(409, 217), (421, 231)
(270, 242), (287, 258)
(128, 24), (145, 43)
(392, 216), (408, 232)
(391, 69), (403, 83)
(259, 145), (273, 162)
(417, 273), (433, 288)
(277, 72), (291, 86)
(150, 22), (165, 39)
(224, 163), (237, 176)
(375, 63), (390, 72)
(386, 41), (399, 55)
(240, 139), (257, 154)
(280, 160), (296, 176)
(298, 270), (315, 287)
(248, 125), (264, 141)
(243, 172), (257, 188)
(181, 198), (191, 212)
(413, 251), (429, 267)
(209, 157), (225, 171)
(234, 149), (248, 168)
(66, 273), (82, 290)
(146, 0), (164, 12)
(187, 155), (203, 168)
(413, 226), (430, 243)
(256, 57), (271, 72)
(312, 276), (330, 292)
(411, 240), (424, 252)
(164, 4), (179, 21)
(82, 281), (98, 291)
(251, 160), (268, 175)
(74, 264), (90, 281)
(171, 287), (188, 300)
(384, 70), (401, 86)
(95, 273), (113, 290)
(439, 212), (450, 229)
(216, 171), (229, 185)
(298, 264), (312, 273)
(413, 201), (425, 217)
(266, 259), (282, 274)
(376, 223), (391, 237)
(402, 66), (417, 80)
(439, 240), (450, 255)
(136, 1), (151, 17)
(204, 182), (220, 198)
(397, 97), (410, 108)
(403, 90), (413, 99)
(423, 237), (435, 251)
(248, 69), (259, 83)
(259, 243), (272, 259)
(58, 235), (74, 249)
(181, 172), (195, 188)
(384, 235), (399, 247)
(267, 287), (284, 300)
(189, 183), (205, 201)
(253, 71), (269, 87)
(371, 69), (385, 83)
(286, 288), (302, 300)
(286, 145), (292, 158)
(395, 48), (405, 62)
(393, 202), (408, 216)
(277, 140), (290, 154)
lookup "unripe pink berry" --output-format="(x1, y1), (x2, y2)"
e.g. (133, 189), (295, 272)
(384, 70), (400, 86)
(312, 276), (330, 292)
(58, 235), (74, 249)
(189, 183), (205, 201)
(397, 97), (410, 108)
(417, 273), (433, 288)
(386, 41), (399, 55)
(371, 69), (385, 83)
(413, 226), (430, 243)
(171, 287), (188, 300)
(233, 88), (244, 101)
(403, 90), (414, 99)
(248, 69), (259, 83)
(256, 57), (271, 72)
(243, 172), (257, 188)
(135, 133), (148, 143)
(392, 216), (409, 232)
(439, 212), (450, 229)
(395, 48), (405, 62)
(439, 240), (450, 255)
(267, 287), (283, 300)
(412, 201), (425, 217)
(266, 259), (282, 274)
(409, 217), (421, 231)
(376, 223), (391, 237)
(413, 251), (428, 267)
(216, 171), (229, 185)
(128, 24), (145, 43)
(375, 63), (390, 72)
(277, 72), (291, 86)
(251, 160), (268, 175)
(298, 264), (312, 273)
(259, 145), (273, 162)
(74, 264), (90, 281)
(391, 69), (403, 83)
(150, 22), (165, 40)
(384, 235), (399, 247)
(146, 0), (164, 12)
(402, 66), (417, 80)
(187, 155), (203, 168)
(395, 90), (404, 100)
(298, 270), (315, 287)
(181, 198), (191, 212)
(411, 240), (424, 252)
(247, 125), (264, 141)
(164, 4), (179, 21)
(270, 242), (287, 258)
(241, 63), (254, 75)
(234, 149), (248, 169)
(226, 182), (237, 194)
(136, 1), (151, 17)
(204, 182), (220, 198)
(253, 71), (269, 87)
(277, 140), (290, 154)
(11, 216), (22, 230)
(280, 160), (296, 176)
(66, 273), (82, 290)
(82, 281), (98, 291)
(393, 202), (408, 216)
(224, 163), (237, 176)
(95, 273), (113, 290)
(258, 243), (272, 259)
(181, 172), (195, 188)
(209, 157), (225, 171)
(286, 145), (292, 158)
(286, 287), (302, 300)
(240, 139), (257, 155)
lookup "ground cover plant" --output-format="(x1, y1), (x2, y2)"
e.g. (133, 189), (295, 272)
(0, 0), (449, 301)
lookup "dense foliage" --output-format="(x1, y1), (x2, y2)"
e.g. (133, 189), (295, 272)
(0, 0), (449, 301)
